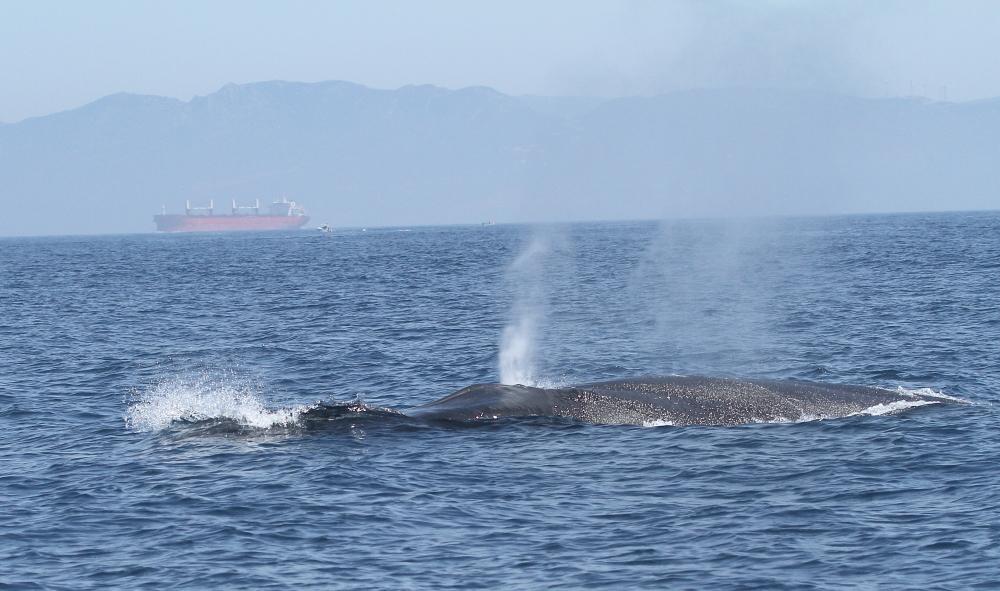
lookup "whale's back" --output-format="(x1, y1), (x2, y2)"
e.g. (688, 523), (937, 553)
(576, 376), (928, 425)
(407, 383), (563, 421)
(407, 376), (948, 426)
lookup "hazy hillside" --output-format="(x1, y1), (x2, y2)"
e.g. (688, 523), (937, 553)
(1, 81), (998, 236)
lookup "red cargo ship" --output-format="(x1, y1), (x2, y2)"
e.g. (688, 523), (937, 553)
(153, 198), (310, 233)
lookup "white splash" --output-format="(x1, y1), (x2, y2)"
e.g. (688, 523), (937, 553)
(852, 399), (940, 417)
(893, 386), (966, 403)
(845, 385), (967, 417)
(124, 374), (306, 432)
(642, 419), (675, 428)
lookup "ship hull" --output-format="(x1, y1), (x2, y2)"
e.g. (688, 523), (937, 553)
(153, 215), (310, 233)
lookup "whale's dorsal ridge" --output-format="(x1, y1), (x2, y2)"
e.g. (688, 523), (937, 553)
(404, 376), (954, 426)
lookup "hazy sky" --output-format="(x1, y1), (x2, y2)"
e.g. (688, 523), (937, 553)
(3, 0), (1000, 122)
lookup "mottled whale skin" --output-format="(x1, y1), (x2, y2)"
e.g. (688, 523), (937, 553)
(406, 376), (949, 426)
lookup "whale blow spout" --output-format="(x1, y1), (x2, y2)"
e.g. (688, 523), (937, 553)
(406, 377), (956, 426)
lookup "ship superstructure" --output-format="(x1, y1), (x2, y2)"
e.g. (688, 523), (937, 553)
(153, 197), (310, 233)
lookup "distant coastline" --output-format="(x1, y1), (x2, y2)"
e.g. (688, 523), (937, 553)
(3, 81), (999, 236)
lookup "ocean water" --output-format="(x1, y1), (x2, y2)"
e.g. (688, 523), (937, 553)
(2, 212), (999, 589)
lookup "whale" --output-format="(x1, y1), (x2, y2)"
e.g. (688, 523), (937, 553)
(404, 376), (952, 426)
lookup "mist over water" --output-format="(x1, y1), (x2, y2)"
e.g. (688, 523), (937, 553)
(496, 218), (798, 386)
(624, 217), (798, 374)
(498, 231), (552, 386)
(498, 314), (537, 386)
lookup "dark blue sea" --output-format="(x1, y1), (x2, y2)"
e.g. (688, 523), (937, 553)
(2, 212), (999, 589)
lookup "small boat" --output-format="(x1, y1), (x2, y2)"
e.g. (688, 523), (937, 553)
(317, 223), (332, 233)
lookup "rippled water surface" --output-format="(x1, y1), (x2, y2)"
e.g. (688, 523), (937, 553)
(2, 213), (999, 589)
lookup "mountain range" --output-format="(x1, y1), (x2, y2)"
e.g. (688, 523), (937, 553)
(1, 80), (998, 236)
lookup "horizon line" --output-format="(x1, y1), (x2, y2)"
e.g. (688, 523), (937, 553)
(2, 207), (996, 240)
